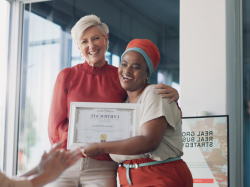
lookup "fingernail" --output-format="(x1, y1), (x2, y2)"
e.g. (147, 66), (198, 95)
(156, 91), (159, 94)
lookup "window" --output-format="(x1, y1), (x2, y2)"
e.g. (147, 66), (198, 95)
(17, 0), (179, 173)
(0, 0), (10, 170)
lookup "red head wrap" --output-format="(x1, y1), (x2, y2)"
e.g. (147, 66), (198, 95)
(122, 39), (160, 74)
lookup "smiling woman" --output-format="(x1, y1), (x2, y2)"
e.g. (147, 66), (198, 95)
(81, 39), (192, 187)
(78, 26), (108, 67)
(71, 15), (109, 68)
(119, 51), (149, 102)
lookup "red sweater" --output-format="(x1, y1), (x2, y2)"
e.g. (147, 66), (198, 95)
(48, 61), (127, 161)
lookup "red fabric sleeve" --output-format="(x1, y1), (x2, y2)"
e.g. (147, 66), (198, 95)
(48, 68), (71, 149)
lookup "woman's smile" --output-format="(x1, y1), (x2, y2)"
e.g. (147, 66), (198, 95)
(88, 50), (99, 55)
(122, 74), (133, 82)
(118, 51), (149, 92)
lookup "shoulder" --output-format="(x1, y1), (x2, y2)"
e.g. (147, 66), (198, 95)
(141, 84), (179, 118)
(142, 85), (170, 104)
(57, 67), (72, 78)
(106, 64), (119, 78)
(54, 67), (73, 86)
(109, 64), (118, 70)
(109, 64), (119, 72)
(139, 85), (181, 132)
(57, 64), (83, 79)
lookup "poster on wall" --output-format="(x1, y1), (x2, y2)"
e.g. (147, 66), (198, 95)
(182, 115), (229, 187)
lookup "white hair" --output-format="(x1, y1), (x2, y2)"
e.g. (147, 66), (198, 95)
(71, 15), (109, 49)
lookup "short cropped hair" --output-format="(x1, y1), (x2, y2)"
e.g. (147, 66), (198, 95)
(71, 15), (109, 49)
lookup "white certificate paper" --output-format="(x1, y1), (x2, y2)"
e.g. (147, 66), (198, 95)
(75, 108), (133, 143)
(67, 102), (140, 149)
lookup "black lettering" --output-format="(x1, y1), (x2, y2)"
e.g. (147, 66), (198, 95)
(205, 131), (208, 136)
(191, 137), (195, 142)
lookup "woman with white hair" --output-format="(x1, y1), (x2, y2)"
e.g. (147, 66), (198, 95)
(47, 15), (180, 187)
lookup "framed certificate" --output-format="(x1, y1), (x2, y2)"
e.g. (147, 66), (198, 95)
(67, 102), (141, 149)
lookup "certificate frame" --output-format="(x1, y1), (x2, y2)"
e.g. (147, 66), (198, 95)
(67, 102), (141, 150)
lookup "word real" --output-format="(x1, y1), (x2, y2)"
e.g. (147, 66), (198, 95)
(182, 131), (213, 148)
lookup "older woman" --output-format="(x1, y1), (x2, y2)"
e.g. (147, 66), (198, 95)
(82, 39), (193, 187)
(47, 15), (179, 187)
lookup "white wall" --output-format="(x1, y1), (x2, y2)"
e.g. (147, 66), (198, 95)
(180, 0), (242, 186)
(180, 0), (226, 116)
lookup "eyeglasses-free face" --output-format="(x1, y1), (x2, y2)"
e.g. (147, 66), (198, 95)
(78, 26), (108, 67)
(118, 51), (149, 93)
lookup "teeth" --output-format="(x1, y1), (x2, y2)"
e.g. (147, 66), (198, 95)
(123, 76), (132, 80)
(89, 50), (98, 55)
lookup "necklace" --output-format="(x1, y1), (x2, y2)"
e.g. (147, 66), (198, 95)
(127, 84), (149, 103)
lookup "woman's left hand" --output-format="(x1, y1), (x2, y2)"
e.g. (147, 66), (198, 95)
(154, 83), (179, 103)
(81, 143), (102, 158)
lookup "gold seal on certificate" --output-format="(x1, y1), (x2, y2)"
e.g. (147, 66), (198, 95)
(100, 134), (107, 142)
(67, 102), (141, 149)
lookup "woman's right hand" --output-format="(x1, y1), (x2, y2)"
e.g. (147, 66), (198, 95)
(39, 141), (81, 181)
(30, 141), (81, 187)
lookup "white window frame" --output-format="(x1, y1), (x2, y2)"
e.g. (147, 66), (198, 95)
(4, 0), (52, 177)
(0, 0), (11, 172)
(3, 0), (24, 176)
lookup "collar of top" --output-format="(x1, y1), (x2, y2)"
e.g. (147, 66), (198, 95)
(81, 61), (112, 75)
